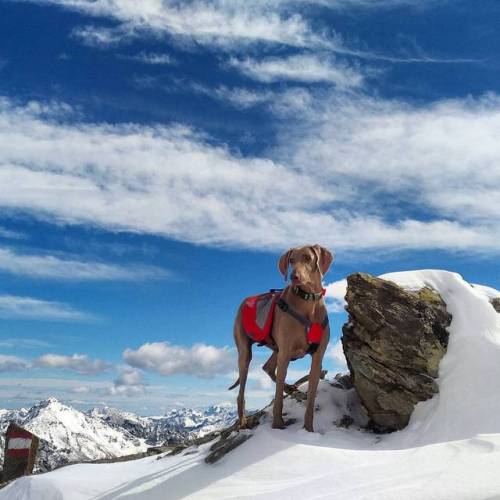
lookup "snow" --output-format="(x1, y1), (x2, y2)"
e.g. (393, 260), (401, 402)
(2, 270), (500, 500)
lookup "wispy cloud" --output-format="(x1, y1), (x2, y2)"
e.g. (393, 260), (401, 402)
(229, 54), (365, 87)
(0, 354), (30, 372)
(124, 342), (234, 378)
(36, 353), (110, 374)
(22, 0), (474, 66)
(0, 338), (52, 349)
(0, 227), (26, 239)
(117, 51), (175, 65)
(27, 0), (339, 50)
(280, 93), (500, 242)
(0, 294), (93, 321)
(1, 95), (499, 254)
(192, 82), (314, 115)
(0, 247), (169, 281)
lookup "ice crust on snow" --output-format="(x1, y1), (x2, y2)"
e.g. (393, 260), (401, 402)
(2, 270), (500, 500)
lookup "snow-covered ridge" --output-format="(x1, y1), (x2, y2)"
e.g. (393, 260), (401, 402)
(0, 398), (236, 472)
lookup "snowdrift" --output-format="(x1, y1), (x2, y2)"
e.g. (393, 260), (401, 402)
(2, 270), (500, 500)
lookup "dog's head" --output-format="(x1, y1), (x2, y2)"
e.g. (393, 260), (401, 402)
(278, 245), (334, 287)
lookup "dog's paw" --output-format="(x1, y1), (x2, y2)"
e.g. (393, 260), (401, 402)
(237, 417), (248, 430)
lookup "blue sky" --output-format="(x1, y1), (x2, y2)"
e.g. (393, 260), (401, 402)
(0, 0), (499, 415)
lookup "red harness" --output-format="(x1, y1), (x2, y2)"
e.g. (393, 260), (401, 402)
(241, 289), (328, 348)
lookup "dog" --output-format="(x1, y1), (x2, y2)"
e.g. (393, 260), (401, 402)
(229, 244), (333, 432)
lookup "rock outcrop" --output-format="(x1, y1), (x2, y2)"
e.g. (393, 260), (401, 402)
(341, 273), (452, 432)
(492, 298), (500, 313)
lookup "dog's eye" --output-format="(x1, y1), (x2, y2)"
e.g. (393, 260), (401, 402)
(304, 255), (311, 262)
(289, 258), (295, 264)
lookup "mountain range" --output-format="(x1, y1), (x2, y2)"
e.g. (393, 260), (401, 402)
(0, 397), (236, 472)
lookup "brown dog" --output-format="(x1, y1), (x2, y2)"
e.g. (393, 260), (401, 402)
(230, 245), (333, 432)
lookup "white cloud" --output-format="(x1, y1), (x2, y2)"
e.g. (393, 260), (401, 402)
(211, 86), (274, 110)
(1, 95), (499, 254)
(0, 97), (333, 250)
(229, 54), (364, 87)
(287, 0), (439, 9)
(0, 294), (93, 321)
(124, 342), (234, 378)
(26, 0), (338, 50)
(325, 279), (347, 313)
(0, 247), (169, 281)
(70, 385), (92, 394)
(36, 353), (110, 374)
(326, 339), (348, 371)
(0, 226), (25, 239)
(277, 92), (500, 251)
(108, 367), (146, 397)
(117, 51), (175, 65)
(0, 338), (52, 349)
(193, 83), (313, 115)
(0, 354), (30, 372)
(20, 0), (473, 66)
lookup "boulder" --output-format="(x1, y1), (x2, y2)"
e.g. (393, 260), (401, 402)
(342, 273), (452, 432)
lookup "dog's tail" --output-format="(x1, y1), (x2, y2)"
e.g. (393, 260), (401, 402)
(228, 378), (240, 390)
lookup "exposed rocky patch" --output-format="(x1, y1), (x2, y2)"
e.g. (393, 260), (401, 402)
(492, 298), (500, 313)
(342, 272), (452, 432)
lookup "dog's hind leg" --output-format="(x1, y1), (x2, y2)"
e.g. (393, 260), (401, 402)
(262, 351), (277, 383)
(263, 351), (297, 395)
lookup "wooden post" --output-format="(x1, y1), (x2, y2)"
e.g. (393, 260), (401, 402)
(2, 423), (39, 483)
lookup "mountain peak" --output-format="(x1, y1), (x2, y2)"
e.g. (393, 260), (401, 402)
(34, 397), (63, 408)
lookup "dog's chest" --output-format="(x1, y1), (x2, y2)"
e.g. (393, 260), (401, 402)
(273, 310), (313, 357)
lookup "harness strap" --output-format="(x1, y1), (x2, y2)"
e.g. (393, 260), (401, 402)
(276, 298), (329, 331)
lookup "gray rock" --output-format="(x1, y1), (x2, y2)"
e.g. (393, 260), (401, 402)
(342, 273), (452, 432)
(491, 298), (500, 313)
(332, 373), (353, 390)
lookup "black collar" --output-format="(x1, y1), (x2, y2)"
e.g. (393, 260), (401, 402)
(292, 285), (325, 301)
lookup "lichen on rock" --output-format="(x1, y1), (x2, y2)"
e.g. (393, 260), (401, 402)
(341, 272), (452, 432)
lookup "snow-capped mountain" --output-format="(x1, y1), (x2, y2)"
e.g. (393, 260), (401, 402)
(0, 398), (236, 473)
(0, 398), (147, 472)
(150, 404), (238, 445)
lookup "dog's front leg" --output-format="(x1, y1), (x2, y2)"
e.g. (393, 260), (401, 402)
(272, 350), (289, 429)
(304, 350), (323, 432)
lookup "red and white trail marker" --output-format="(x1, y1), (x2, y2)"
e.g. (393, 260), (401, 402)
(6, 428), (33, 458)
(2, 423), (39, 483)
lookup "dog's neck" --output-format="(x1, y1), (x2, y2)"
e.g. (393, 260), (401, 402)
(291, 284), (324, 301)
(283, 282), (324, 321)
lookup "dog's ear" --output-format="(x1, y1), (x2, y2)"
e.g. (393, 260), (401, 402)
(311, 245), (334, 277)
(278, 248), (293, 281)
